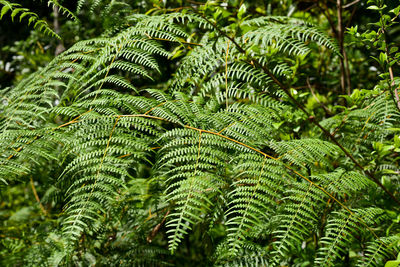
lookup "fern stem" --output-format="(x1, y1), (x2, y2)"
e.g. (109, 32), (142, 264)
(365, 242), (384, 266)
(184, 125), (277, 160)
(144, 33), (203, 46)
(144, 100), (180, 115)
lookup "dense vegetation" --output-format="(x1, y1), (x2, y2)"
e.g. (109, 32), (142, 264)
(1, 0), (400, 266)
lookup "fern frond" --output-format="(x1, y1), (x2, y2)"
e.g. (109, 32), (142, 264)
(270, 138), (340, 170)
(225, 154), (284, 255)
(271, 182), (325, 262)
(215, 245), (268, 267)
(0, 0), (61, 38)
(160, 128), (229, 252)
(316, 169), (373, 200)
(60, 114), (158, 242)
(242, 16), (339, 54)
(315, 208), (386, 266)
(358, 235), (400, 267)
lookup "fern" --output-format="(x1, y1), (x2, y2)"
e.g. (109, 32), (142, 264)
(2, 3), (400, 266)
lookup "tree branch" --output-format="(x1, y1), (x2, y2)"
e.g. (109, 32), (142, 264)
(337, 0), (351, 95)
(343, 0), (361, 9)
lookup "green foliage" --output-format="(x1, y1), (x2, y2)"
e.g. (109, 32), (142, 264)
(1, 0), (400, 266)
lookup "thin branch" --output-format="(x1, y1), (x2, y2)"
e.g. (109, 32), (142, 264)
(343, 0), (361, 9)
(225, 40), (230, 109)
(386, 52), (400, 112)
(30, 177), (47, 215)
(147, 210), (170, 243)
(317, 1), (338, 37)
(53, 6), (65, 55)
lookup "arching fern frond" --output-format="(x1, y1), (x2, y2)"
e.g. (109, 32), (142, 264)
(242, 16), (340, 55)
(0, 0), (77, 38)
